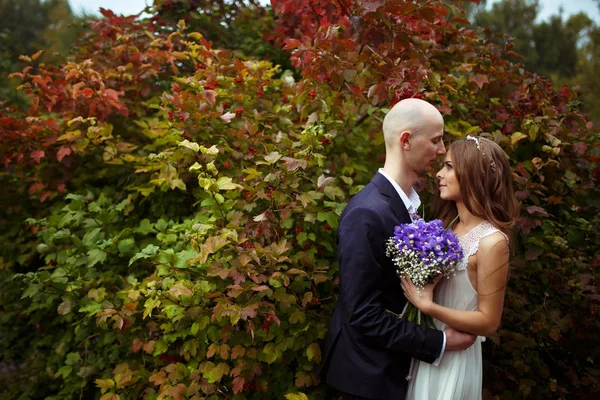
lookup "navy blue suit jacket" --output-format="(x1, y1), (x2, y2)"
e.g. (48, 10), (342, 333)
(318, 173), (444, 399)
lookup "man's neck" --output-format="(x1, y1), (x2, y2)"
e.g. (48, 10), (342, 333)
(381, 164), (416, 195)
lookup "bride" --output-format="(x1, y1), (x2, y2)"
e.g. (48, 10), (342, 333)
(402, 136), (519, 400)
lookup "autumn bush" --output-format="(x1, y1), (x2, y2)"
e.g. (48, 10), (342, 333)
(1, 1), (599, 399)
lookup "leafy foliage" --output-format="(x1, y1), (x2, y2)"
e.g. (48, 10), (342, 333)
(1, 1), (599, 399)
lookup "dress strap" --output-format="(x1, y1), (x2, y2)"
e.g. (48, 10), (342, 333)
(456, 221), (507, 271)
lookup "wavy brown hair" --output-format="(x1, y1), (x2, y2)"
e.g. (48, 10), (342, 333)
(433, 137), (519, 239)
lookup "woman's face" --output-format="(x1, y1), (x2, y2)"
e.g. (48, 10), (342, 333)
(436, 150), (461, 202)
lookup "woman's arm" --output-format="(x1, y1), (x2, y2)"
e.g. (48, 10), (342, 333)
(401, 232), (509, 337)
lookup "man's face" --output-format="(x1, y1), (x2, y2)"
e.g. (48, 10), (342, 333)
(406, 119), (446, 175)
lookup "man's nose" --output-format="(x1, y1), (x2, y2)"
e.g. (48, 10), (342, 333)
(438, 141), (446, 154)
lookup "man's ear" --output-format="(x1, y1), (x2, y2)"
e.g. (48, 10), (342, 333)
(399, 131), (411, 150)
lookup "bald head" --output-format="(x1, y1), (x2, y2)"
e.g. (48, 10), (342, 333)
(382, 98), (444, 149)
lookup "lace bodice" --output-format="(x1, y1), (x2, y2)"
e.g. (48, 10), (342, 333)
(456, 220), (507, 271)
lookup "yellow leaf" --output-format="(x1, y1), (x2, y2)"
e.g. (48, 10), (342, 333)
(216, 177), (242, 191)
(285, 393), (309, 400)
(99, 394), (120, 400)
(510, 132), (527, 145)
(58, 130), (82, 142)
(178, 139), (200, 152)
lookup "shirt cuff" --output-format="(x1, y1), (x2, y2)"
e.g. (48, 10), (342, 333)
(432, 331), (446, 366)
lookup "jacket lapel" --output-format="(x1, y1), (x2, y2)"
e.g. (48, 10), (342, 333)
(371, 173), (411, 223)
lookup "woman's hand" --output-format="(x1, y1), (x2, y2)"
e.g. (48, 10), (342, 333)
(400, 275), (441, 314)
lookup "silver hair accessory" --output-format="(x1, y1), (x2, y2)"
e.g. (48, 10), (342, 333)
(466, 135), (497, 172)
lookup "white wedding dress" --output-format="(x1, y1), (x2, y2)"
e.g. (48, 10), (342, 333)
(406, 221), (506, 400)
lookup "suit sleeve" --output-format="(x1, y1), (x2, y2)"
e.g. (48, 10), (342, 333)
(338, 206), (444, 363)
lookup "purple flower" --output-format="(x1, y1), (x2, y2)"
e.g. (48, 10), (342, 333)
(386, 218), (463, 289)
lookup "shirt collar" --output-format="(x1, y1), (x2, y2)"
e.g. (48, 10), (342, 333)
(377, 169), (421, 216)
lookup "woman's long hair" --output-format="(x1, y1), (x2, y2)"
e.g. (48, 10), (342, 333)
(433, 137), (519, 240)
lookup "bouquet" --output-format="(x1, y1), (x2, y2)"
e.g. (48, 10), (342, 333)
(385, 218), (463, 328)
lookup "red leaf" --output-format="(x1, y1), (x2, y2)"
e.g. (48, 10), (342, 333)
(453, 16), (471, 25)
(232, 376), (245, 394)
(132, 338), (143, 353)
(203, 90), (218, 106)
(362, 0), (385, 12)
(527, 206), (550, 217)
(240, 304), (258, 320)
(28, 182), (45, 195)
(31, 150), (45, 164)
(251, 285), (270, 292)
(573, 142), (587, 154)
(282, 39), (302, 50)
(469, 74), (489, 89)
(437, 105), (452, 115)
(102, 88), (124, 102)
(40, 191), (52, 203)
(99, 8), (116, 18)
(82, 88), (95, 98)
(57, 146), (71, 162)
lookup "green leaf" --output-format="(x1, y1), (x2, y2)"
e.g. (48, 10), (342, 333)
(136, 219), (155, 235)
(117, 238), (136, 256)
(78, 301), (103, 316)
(129, 244), (159, 266)
(87, 249), (107, 267)
(65, 352), (80, 365)
(143, 298), (161, 319)
(21, 282), (42, 299)
(204, 362), (230, 383)
(306, 343), (321, 363)
(260, 342), (282, 364)
(289, 310), (306, 324)
(152, 340), (168, 356)
(191, 315), (210, 335)
(82, 227), (104, 247)
(55, 365), (73, 379)
(155, 219), (168, 232)
(317, 211), (339, 229)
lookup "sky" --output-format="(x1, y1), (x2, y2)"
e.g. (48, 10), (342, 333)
(68, 0), (600, 23)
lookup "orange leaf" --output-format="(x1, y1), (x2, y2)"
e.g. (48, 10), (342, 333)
(207, 343), (219, 358)
(31, 50), (43, 61)
(143, 340), (155, 354)
(231, 345), (246, 360)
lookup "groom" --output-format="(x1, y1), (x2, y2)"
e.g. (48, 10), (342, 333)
(318, 99), (476, 399)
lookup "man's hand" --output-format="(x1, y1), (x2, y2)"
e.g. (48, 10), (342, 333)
(444, 327), (476, 351)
